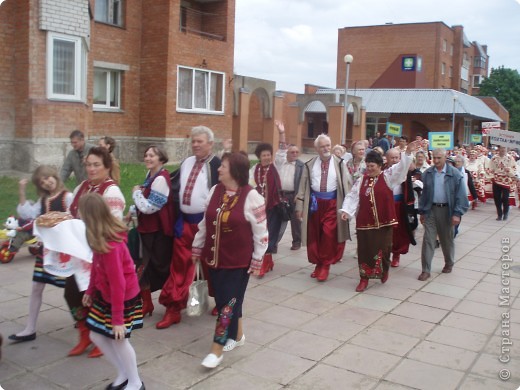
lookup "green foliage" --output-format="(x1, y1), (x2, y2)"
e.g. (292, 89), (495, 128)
(478, 66), (520, 131)
(0, 163), (179, 222)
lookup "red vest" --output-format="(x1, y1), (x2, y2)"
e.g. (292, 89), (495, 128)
(356, 173), (397, 230)
(69, 178), (117, 218)
(137, 169), (174, 236)
(201, 184), (253, 269)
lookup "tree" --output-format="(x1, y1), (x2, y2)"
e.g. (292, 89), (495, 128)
(478, 66), (520, 131)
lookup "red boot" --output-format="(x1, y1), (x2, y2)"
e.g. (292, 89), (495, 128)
(156, 307), (181, 329)
(316, 264), (330, 282)
(355, 278), (369, 292)
(310, 264), (320, 278)
(257, 253), (274, 278)
(381, 271), (389, 284)
(141, 289), (154, 317)
(68, 320), (91, 356)
(471, 201), (477, 210)
(391, 254), (400, 268)
(87, 346), (103, 358)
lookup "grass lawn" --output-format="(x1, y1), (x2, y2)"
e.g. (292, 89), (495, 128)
(0, 163), (179, 221)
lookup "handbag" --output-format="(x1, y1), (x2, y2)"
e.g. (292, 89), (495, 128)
(186, 261), (209, 317)
(273, 173), (292, 222)
(277, 199), (292, 221)
(126, 218), (141, 266)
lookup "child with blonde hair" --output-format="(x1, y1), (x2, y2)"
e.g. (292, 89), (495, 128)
(8, 165), (73, 342)
(79, 193), (144, 390)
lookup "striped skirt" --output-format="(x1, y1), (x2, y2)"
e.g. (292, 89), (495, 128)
(86, 292), (143, 339)
(33, 255), (67, 288)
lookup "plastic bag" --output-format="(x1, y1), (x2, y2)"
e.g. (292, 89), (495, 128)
(186, 261), (209, 317)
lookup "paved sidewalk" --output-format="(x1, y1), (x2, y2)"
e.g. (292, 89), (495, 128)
(1, 201), (519, 389)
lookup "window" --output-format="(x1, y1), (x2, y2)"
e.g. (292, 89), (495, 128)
(47, 32), (85, 101)
(450, 44), (453, 56)
(441, 62), (446, 75)
(443, 39), (447, 52)
(95, 0), (123, 27)
(449, 66), (453, 78)
(473, 75), (484, 87)
(94, 68), (121, 110)
(177, 66), (225, 114)
(473, 56), (486, 69)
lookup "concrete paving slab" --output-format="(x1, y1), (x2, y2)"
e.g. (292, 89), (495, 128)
(385, 358), (465, 390)
(1, 197), (519, 389)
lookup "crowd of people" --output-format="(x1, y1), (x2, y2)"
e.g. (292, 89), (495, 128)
(3, 125), (519, 381)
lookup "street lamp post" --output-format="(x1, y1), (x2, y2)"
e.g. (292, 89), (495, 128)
(341, 54), (354, 146)
(451, 94), (457, 134)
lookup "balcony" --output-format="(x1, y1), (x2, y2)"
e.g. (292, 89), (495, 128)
(179, 1), (227, 41)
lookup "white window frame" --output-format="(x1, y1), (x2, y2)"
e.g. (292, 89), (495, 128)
(95, 0), (123, 27)
(93, 68), (122, 111)
(473, 75), (484, 87)
(47, 32), (85, 102)
(441, 62), (446, 76)
(176, 65), (225, 115)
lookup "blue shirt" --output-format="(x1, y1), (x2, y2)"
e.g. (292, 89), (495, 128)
(433, 164), (448, 203)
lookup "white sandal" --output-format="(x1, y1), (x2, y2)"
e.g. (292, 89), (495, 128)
(223, 334), (245, 352)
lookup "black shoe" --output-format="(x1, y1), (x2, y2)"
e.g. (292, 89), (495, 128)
(496, 216), (503, 221)
(435, 240), (440, 248)
(106, 380), (128, 390)
(8, 333), (36, 342)
(503, 213), (509, 221)
(140, 382), (146, 390)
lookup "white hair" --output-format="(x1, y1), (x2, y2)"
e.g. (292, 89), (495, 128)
(432, 148), (446, 156)
(191, 126), (214, 143)
(314, 134), (331, 147)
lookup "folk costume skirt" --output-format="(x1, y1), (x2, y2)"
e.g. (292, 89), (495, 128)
(33, 253), (67, 288)
(86, 292), (143, 339)
(357, 226), (393, 279)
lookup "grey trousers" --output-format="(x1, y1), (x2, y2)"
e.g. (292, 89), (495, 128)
(421, 206), (455, 273)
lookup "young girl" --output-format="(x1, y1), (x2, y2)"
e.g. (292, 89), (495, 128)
(8, 166), (73, 342)
(79, 193), (144, 390)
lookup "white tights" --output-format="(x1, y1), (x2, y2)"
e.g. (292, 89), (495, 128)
(17, 282), (45, 336)
(90, 331), (142, 390)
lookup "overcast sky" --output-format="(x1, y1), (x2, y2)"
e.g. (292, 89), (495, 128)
(234, 0), (520, 93)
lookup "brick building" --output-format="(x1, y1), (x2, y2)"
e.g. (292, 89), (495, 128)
(337, 22), (489, 96)
(0, 0), (234, 172)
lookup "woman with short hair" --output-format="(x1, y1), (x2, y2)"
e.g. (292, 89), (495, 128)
(193, 152), (268, 369)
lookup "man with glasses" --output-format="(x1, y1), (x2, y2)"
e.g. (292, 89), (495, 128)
(274, 121), (304, 251)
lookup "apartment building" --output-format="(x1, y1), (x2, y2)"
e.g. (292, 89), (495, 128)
(0, 0), (234, 171)
(337, 22), (488, 95)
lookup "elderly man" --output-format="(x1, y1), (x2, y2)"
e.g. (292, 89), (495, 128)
(295, 134), (350, 282)
(60, 130), (94, 184)
(157, 126), (221, 328)
(274, 121), (304, 251)
(418, 148), (468, 281)
(385, 148), (416, 267)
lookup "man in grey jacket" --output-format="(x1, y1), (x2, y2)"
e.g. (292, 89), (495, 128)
(60, 130), (94, 185)
(418, 148), (468, 281)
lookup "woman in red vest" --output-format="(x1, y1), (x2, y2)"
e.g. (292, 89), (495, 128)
(249, 143), (282, 276)
(131, 146), (174, 318)
(340, 142), (418, 292)
(193, 152), (268, 369)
